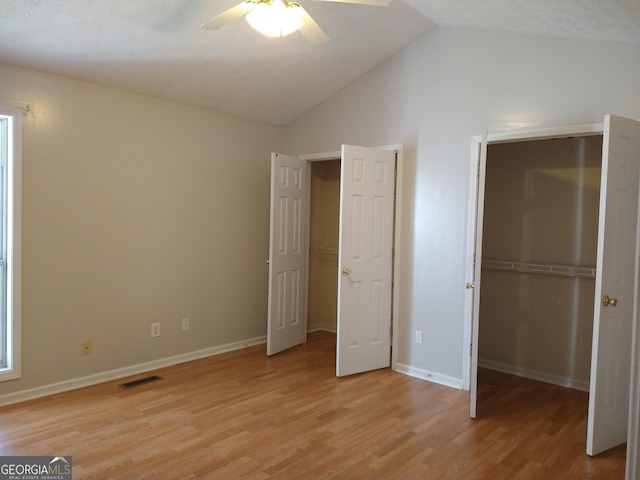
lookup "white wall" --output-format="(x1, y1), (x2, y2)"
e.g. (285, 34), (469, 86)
(283, 27), (640, 385)
(0, 63), (282, 398)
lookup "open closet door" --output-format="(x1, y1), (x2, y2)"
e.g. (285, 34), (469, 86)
(336, 145), (396, 377)
(267, 153), (308, 356)
(587, 115), (640, 455)
(468, 131), (488, 418)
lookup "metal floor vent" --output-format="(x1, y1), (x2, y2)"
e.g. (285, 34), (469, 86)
(119, 375), (163, 389)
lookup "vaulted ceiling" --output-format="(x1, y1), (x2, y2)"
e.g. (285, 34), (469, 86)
(1, 0), (638, 125)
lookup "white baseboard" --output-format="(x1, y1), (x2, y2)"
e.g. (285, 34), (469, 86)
(0, 335), (267, 407)
(478, 358), (590, 392)
(307, 327), (464, 391)
(307, 324), (337, 334)
(395, 363), (463, 390)
(305, 328), (465, 391)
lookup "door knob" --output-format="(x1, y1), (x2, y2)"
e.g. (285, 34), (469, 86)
(602, 295), (618, 307)
(342, 267), (352, 276)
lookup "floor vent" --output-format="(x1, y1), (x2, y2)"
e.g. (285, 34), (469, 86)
(119, 375), (163, 389)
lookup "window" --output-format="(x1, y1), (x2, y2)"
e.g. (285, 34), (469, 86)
(0, 106), (22, 381)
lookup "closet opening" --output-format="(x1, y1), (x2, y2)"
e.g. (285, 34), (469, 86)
(307, 158), (340, 334)
(478, 134), (603, 397)
(467, 116), (640, 457)
(268, 145), (402, 375)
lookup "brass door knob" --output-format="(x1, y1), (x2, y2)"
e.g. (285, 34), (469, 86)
(602, 295), (618, 307)
(342, 267), (352, 276)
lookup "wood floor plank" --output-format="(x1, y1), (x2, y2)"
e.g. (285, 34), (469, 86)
(0, 331), (626, 479)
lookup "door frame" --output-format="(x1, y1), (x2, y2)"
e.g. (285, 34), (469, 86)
(300, 144), (403, 371)
(462, 123), (605, 392)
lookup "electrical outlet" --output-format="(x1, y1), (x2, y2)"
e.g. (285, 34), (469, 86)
(151, 322), (160, 337)
(82, 340), (92, 355)
(415, 330), (423, 345)
(181, 318), (190, 332)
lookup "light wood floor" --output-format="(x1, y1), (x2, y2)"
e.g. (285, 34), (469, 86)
(0, 331), (626, 479)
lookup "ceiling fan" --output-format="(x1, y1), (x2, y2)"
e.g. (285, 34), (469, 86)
(200, 0), (391, 45)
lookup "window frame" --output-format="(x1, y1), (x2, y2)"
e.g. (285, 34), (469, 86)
(0, 106), (22, 382)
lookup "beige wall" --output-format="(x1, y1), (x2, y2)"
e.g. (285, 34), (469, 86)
(307, 160), (340, 330)
(479, 136), (602, 388)
(0, 63), (282, 397)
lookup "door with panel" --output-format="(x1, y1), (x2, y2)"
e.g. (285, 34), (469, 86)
(267, 153), (308, 356)
(336, 145), (396, 377)
(587, 114), (640, 455)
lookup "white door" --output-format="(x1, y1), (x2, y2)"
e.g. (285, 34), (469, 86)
(468, 132), (488, 418)
(267, 153), (308, 356)
(336, 145), (396, 377)
(587, 115), (640, 455)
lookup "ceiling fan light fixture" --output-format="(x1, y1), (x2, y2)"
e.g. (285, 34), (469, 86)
(246, 0), (304, 38)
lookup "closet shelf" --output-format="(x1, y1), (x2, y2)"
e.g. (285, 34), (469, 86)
(311, 246), (339, 255)
(481, 259), (596, 279)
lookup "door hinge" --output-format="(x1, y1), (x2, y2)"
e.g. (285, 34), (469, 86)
(470, 343), (473, 356)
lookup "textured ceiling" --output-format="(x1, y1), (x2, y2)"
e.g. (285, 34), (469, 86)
(0, 0), (638, 125)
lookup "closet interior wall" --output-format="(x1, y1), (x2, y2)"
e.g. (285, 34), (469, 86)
(479, 136), (603, 390)
(308, 160), (340, 331)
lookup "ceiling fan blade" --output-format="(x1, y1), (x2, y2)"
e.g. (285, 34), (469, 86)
(200, 1), (256, 30)
(298, 7), (329, 45)
(313, 0), (390, 6)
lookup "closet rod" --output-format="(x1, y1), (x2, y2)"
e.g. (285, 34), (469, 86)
(311, 246), (339, 255)
(481, 259), (596, 279)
